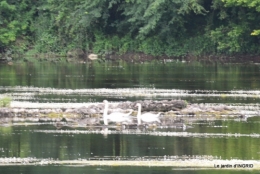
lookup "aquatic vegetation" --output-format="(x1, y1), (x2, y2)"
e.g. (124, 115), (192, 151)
(0, 97), (11, 107)
(45, 112), (63, 119)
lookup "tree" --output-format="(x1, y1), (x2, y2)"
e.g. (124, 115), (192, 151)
(222, 0), (260, 35)
(121, 0), (207, 39)
(0, 0), (39, 51)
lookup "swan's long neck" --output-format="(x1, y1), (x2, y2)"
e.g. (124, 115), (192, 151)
(126, 110), (133, 116)
(137, 105), (141, 125)
(103, 102), (108, 125)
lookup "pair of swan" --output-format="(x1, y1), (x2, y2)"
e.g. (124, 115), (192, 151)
(103, 100), (161, 125)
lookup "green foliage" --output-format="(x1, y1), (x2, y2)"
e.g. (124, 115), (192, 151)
(0, 21), (18, 45)
(93, 32), (138, 55)
(119, 34), (138, 54)
(122, 0), (207, 39)
(0, 0), (15, 12)
(1, 0), (260, 57)
(0, 0), (39, 51)
(251, 29), (260, 35)
(34, 32), (59, 53)
(210, 26), (242, 53)
(0, 1), (17, 46)
(222, 0), (260, 11)
(37, 0), (122, 52)
(0, 97), (11, 107)
(222, 0), (260, 36)
(184, 34), (216, 56)
(138, 37), (165, 56)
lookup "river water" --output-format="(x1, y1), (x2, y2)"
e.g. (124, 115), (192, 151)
(0, 59), (260, 173)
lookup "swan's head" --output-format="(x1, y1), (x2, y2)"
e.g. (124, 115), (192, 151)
(128, 109), (134, 114)
(103, 100), (108, 104)
(135, 103), (141, 107)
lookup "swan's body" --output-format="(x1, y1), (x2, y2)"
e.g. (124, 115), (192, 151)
(105, 112), (132, 123)
(136, 103), (161, 125)
(103, 100), (133, 125)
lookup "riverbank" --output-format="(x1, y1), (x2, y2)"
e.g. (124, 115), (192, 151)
(2, 51), (260, 64)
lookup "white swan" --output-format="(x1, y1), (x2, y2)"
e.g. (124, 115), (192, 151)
(103, 100), (133, 125)
(136, 103), (161, 125)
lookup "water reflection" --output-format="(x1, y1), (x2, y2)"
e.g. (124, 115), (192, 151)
(1, 61), (260, 102)
(1, 60), (260, 172)
(3, 86), (260, 104)
(0, 118), (260, 161)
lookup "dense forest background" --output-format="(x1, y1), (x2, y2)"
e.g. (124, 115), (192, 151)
(1, 0), (260, 57)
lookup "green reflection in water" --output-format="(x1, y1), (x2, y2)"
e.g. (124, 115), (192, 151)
(0, 61), (260, 90)
(1, 61), (260, 103)
(0, 121), (260, 161)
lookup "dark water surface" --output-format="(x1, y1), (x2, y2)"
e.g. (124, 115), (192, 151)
(1, 60), (260, 89)
(1, 60), (260, 173)
(1, 120), (260, 161)
(1, 60), (260, 103)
